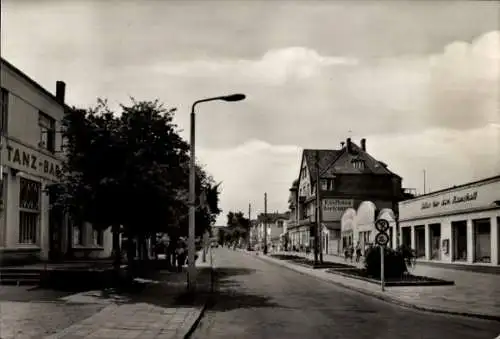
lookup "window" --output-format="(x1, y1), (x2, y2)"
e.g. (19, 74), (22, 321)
(39, 111), (56, 152)
(320, 179), (335, 191)
(0, 88), (8, 134)
(19, 178), (41, 244)
(352, 159), (365, 170)
(92, 228), (104, 246)
(73, 223), (83, 245)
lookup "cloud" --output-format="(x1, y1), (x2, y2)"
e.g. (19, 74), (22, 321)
(151, 47), (358, 85)
(203, 124), (499, 225)
(426, 30), (500, 129)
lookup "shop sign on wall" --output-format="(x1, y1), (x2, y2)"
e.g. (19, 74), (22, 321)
(322, 199), (354, 221)
(3, 143), (61, 180)
(421, 191), (478, 210)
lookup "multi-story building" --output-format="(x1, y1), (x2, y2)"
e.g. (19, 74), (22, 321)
(255, 212), (288, 251)
(0, 58), (112, 265)
(399, 175), (499, 267)
(287, 138), (408, 255)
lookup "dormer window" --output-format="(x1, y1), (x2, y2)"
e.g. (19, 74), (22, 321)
(352, 159), (365, 170)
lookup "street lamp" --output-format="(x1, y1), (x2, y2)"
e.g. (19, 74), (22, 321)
(188, 93), (246, 291)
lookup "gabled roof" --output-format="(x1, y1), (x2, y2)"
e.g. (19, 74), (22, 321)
(323, 142), (399, 177)
(1, 57), (71, 111)
(302, 149), (341, 180)
(296, 141), (400, 186)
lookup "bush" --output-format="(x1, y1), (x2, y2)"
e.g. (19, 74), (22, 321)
(364, 245), (415, 279)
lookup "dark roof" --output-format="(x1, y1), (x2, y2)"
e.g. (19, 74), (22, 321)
(323, 142), (399, 177)
(296, 141), (401, 187)
(303, 149), (341, 180)
(1, 57), (71, 111)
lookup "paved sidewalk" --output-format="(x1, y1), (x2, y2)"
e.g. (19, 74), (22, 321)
(38, 253), (213, 339)
(249, 250), (500, 321)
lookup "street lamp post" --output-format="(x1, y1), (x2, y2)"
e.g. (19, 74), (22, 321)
(188, 93), (245, 292)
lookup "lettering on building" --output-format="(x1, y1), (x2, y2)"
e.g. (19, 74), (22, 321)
(323, 199), (354, 212)
(421, 191), (478, 210)
(5, 145), (61, 178)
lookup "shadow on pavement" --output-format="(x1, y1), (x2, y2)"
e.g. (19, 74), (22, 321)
(214, 267), (257, 279)
(202, 267), (286, 311)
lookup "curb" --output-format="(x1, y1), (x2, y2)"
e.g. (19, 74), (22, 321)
(244, 251), (500, 322)
(184, 266), (216, 338)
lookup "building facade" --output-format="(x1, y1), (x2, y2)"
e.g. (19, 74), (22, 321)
(399, 175), (500, 266)
(0, 58), (112, 265)
(287, 138), (409, 255)
(255, 212), (288, 251)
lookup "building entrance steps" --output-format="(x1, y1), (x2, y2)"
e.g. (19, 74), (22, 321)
(256, 250), (500, 321)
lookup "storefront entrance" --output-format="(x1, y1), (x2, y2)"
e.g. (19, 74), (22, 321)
(452, 221), (467, 261)
(414, 226), (425, 258)
(429, 223), (441, 260)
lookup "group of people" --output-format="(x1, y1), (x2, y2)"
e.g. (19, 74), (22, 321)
(155, 237), (197, 272)
(344, 242), (371, 263)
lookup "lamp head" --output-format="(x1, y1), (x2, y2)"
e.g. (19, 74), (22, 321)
(222, 93), (246, 102)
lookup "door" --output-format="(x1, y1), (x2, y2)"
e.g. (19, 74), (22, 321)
(48, 195), (64, 261)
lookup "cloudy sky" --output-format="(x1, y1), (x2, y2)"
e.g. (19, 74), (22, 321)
(2, 0), (499, 225)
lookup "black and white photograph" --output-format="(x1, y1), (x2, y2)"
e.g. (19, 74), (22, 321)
(0, 1), (499, 338)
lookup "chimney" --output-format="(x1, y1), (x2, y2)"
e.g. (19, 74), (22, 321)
(360, 138), (366, 151)
(346, 138), (352, 153)
(56, 81), (66, 105)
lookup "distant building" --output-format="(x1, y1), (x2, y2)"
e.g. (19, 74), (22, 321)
(255, 212), (288, 251)
(0, 58), (112, 265)
(287, 138), (408, 255)
(399, 175), (499, 266)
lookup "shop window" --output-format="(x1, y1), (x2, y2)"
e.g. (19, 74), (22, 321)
(19, 178), (41, 244)
(1, 87), (8, 134)
(473, 219), (491, 263)
(452, 220), (467, 261)
(39, 111), (56, 152)
(92, 228), (104, 246)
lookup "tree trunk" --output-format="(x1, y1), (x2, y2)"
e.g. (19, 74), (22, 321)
(127, 234), (136, 275)
(112, 224), (121, 269)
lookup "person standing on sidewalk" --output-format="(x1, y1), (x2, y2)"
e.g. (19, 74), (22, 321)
(355, 242), (362, 263)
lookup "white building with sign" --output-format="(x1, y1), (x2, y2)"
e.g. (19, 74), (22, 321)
(399, 175), (500, 267)
(0, 58), (112, 265)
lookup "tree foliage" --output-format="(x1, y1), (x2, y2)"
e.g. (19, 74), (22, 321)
(217, 211), (250, 246)
(49, 98), (222, 243)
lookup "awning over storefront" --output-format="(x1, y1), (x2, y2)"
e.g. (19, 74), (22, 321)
(322, 222), (340, 232)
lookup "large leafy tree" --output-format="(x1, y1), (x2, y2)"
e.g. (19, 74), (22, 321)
(50, 98), (221, 265)
(223, 211), (250, 245)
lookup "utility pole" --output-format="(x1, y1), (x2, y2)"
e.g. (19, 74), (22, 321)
(314, 151), (320, 265)
(423, 169), (426, 195)
(263, 193), (268, 255)
(248, 203), (252, 250)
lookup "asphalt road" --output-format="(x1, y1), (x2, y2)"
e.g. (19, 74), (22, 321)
(191, 248), (500, 339)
